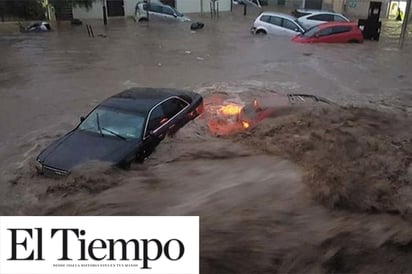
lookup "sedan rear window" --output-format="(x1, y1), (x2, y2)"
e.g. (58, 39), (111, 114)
(162, 98), (188, 119)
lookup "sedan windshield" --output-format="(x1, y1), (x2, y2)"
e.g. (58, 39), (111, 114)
(79, 106), (145, 140)
(172, 7), (183, 17)
(303, 26), (320, 37)
(294, 20), (305, 31)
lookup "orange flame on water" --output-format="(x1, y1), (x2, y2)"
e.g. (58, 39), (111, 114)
(219, 104), (243, 116)
(241, 121), (250, 129)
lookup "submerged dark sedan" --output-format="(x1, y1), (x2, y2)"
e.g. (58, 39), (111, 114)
(36, 88), (203, 176)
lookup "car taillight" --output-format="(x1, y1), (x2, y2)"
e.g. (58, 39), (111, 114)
(196, 103), (204, 115)
(253, 99), (259, 109)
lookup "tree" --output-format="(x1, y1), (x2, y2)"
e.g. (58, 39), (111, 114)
(0, 0), (46, 20)
(0, 0), (98, 21)
(49, 0), (96, 10)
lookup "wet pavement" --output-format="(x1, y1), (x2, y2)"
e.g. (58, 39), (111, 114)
(1, 7), (412, 273)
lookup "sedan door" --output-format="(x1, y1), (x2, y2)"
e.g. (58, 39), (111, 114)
(158, 97), (190, 135)
(148, 3), (163, 21)
(144, 97), (189, 139)
(314, 26), (353, 43)
(257, 15), (282, 35)
(330, 26), (355, 42)
(266, 16), (289, 35)
(314, 26), (334, 43)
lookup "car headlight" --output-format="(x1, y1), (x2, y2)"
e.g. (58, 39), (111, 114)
(34, 160), (43, 174)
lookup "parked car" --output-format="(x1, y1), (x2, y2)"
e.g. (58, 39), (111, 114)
(135, 1), (190, 22)
(20, 21), (51, 32)
(35, 88), (204, 176)
(234, 0), (268, 7)
(251, 11), (305, 36)
(292, 22), (363, 43)
(297, 11), (350, 29)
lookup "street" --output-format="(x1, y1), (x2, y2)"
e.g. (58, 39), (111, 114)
(1, 7), (412, 273)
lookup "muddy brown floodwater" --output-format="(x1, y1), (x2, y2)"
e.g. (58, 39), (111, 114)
(1, 9), (412, 273)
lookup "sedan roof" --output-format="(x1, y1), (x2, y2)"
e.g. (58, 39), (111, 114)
(101, 88), (190, 114)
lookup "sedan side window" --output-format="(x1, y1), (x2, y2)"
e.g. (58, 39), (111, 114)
(331, 26), (352, 34)
(334, 15), (347, 22)
(269, 16), (282, 26)
(162, 98), (188, 120)
(149, 3), (162, 13)
(260, 15), (270, 23)
(282, 19), (300, 31)
(147, 105), (167, 133)
(309, 14), (334, 21)
(162, 7), (175, 16)
(317, 27), (333, 36)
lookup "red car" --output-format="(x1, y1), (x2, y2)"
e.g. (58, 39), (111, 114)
(292, 22), (363, 43)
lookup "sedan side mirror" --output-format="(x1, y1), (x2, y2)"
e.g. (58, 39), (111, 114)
(173, 13), (177, 17)
(80, 116), (85, 122)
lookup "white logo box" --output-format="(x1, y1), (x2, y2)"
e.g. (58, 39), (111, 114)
(0, 216), (199, 274)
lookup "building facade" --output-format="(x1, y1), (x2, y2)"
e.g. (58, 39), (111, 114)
(71, 0), (231, 19)
(270, 0), (389, 18)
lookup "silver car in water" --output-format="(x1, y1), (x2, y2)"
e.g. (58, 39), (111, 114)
(135, 1), (190, 22)
(297, 11), (350, 29)
(251, 11), (305, 36)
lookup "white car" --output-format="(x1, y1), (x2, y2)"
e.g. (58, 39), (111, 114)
(135, 1), (190, 22)
(251, 12), (305, 36)
(297, 11), (350, 29)
(292, 8), (335, 18)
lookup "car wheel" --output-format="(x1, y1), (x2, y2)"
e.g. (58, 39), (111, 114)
(348, 39), (359, 43)
(123, 161), (132, 169)
(256, 29), (267, 35)
(138, 18), (148, 23)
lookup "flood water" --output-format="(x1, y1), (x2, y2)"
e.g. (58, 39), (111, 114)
(1, 9), (412, 273)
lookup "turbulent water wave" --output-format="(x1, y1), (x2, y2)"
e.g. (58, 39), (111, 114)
(0, 82), (412, 273)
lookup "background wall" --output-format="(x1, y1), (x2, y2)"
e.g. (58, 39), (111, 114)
(124, 0), (140, 16)
(72, 0), (104, 19)
(72, 0), (232, 18)
(176, 0), (231, 13)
